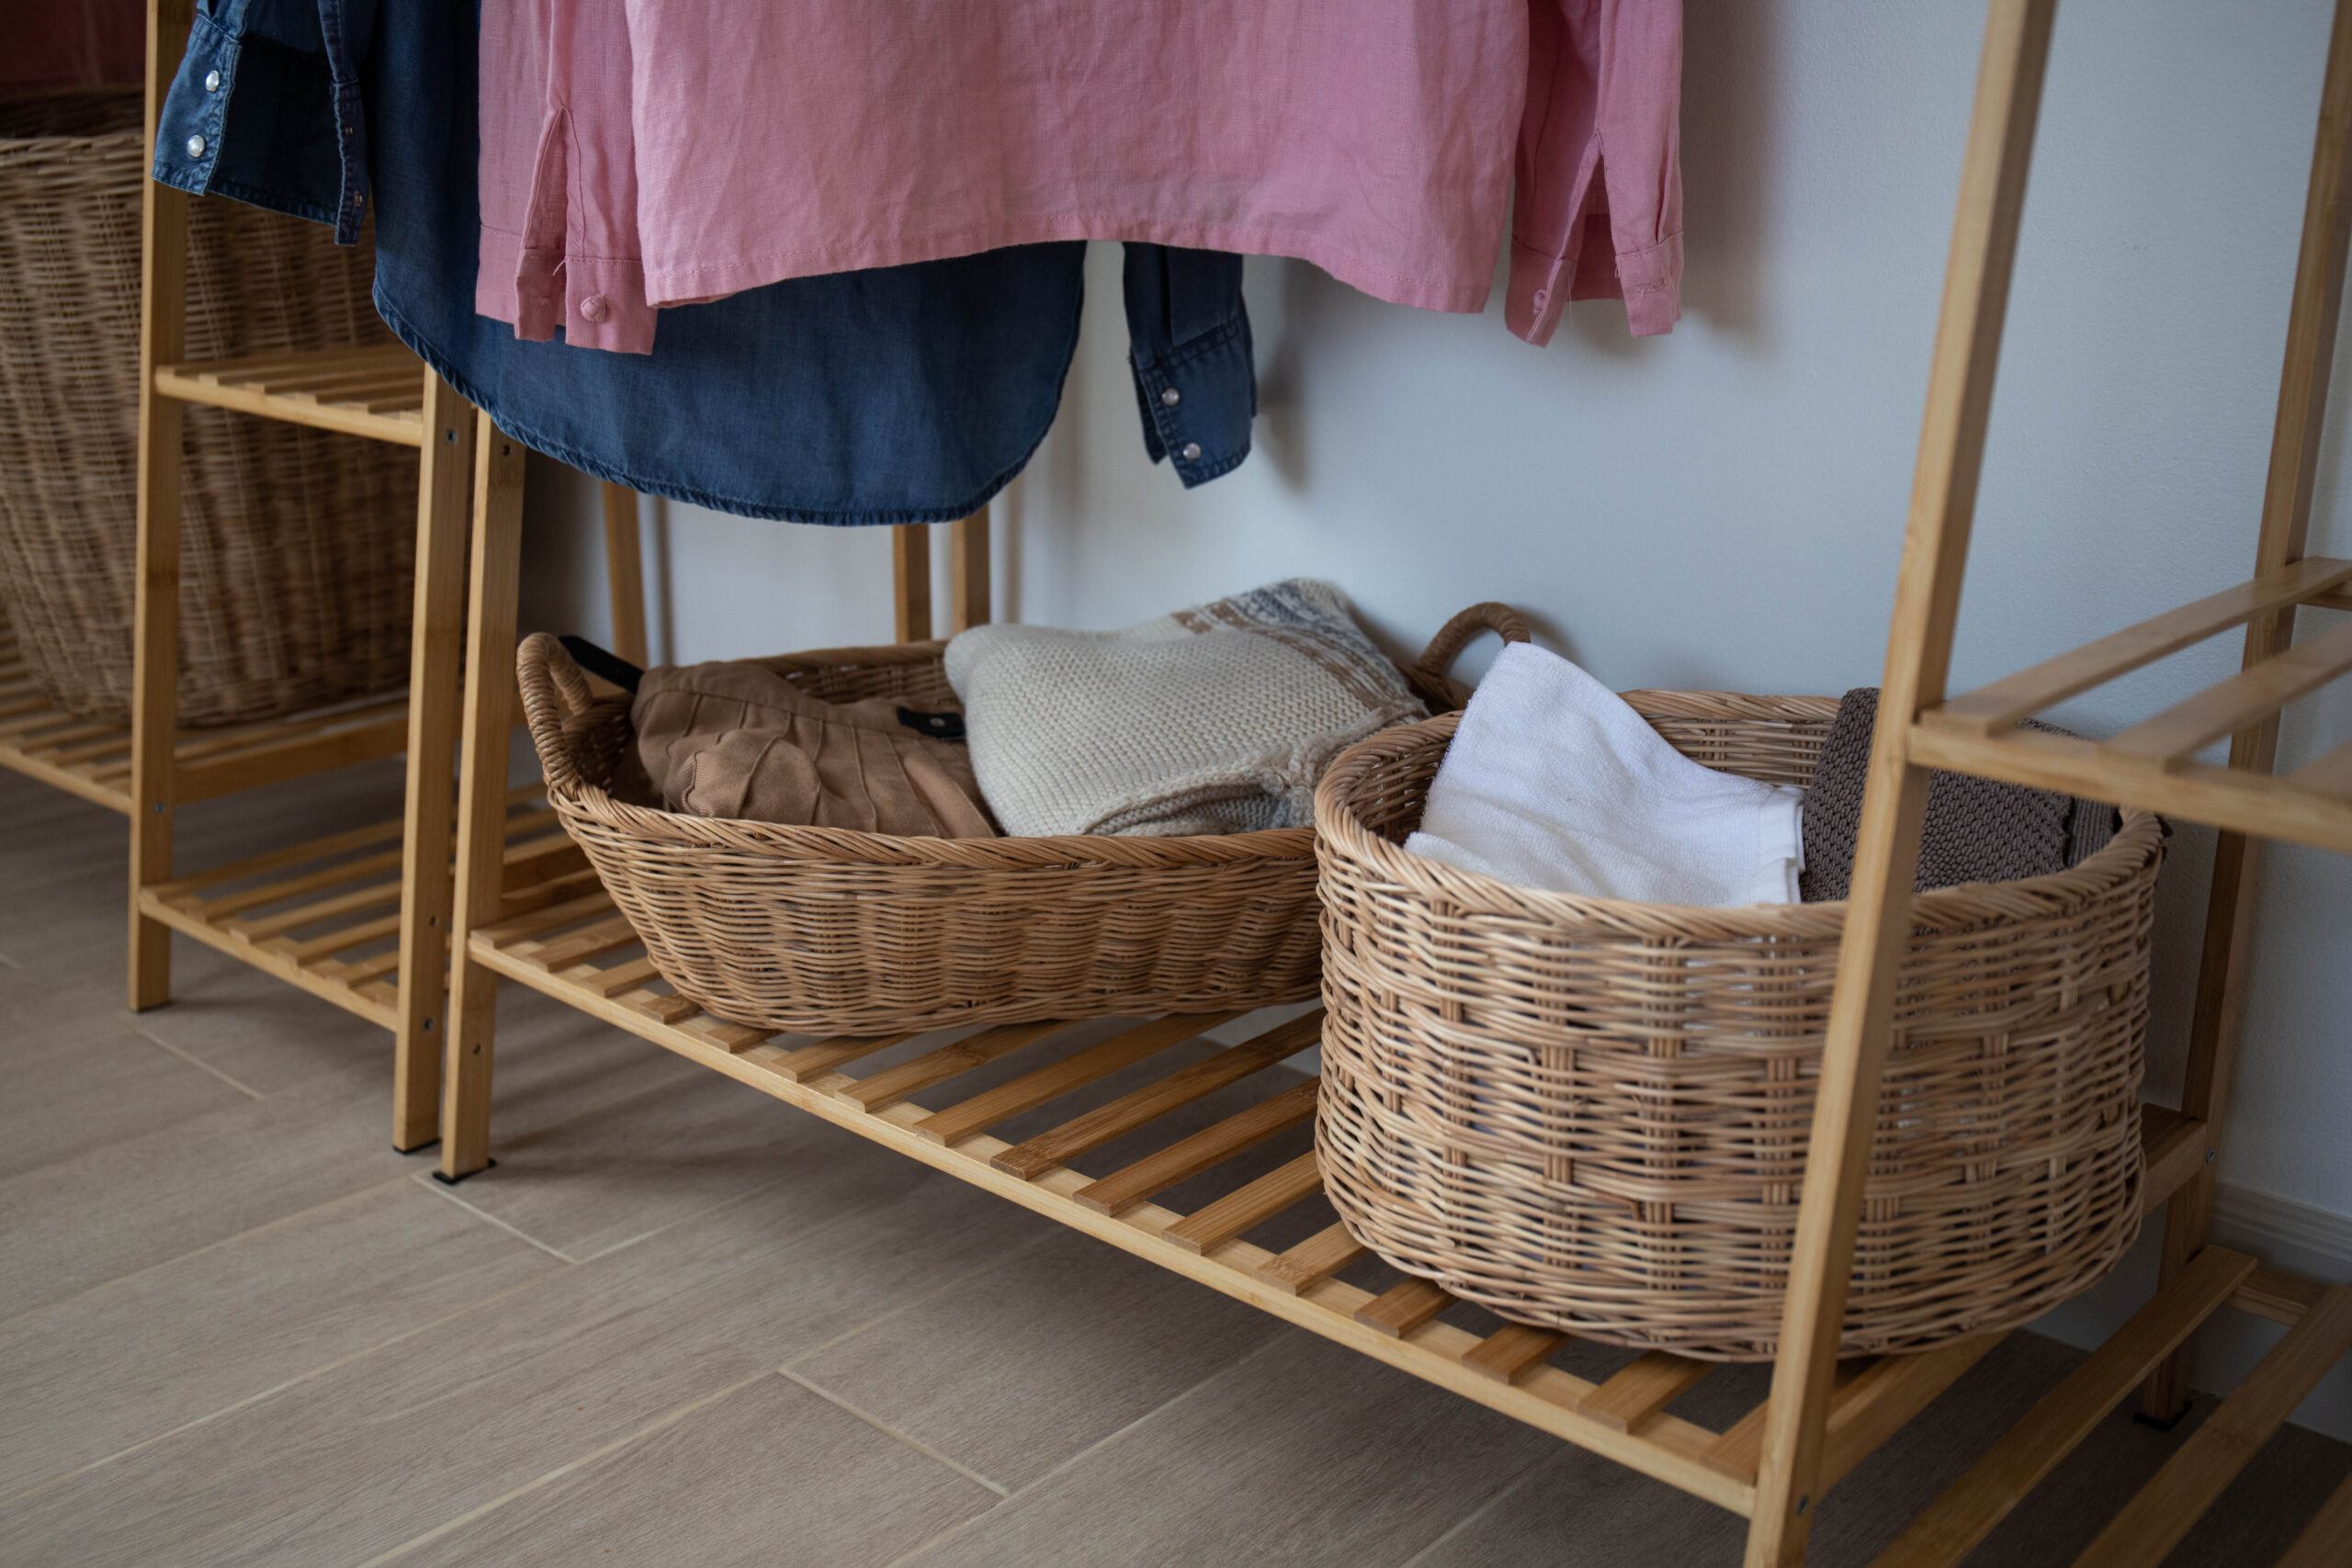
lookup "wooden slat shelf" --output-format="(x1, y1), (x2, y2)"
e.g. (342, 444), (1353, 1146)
(458, 882), (2268, 1528)
(142, 788), (579, 1029)
(153, 343), (429, 446)
(0, 626), (412, 814)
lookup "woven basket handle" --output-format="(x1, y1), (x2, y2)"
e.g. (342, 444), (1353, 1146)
(515, 631), (597, 795)
(1408, 603), (1531, 711)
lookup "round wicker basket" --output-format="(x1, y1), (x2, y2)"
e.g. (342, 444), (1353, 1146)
(514, 604), (1528, 1035)
(0, 90), (414, 728)
(1313, 695), (2164, 1360)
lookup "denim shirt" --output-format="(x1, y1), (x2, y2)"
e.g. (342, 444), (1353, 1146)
(150, 0), (1254, 523)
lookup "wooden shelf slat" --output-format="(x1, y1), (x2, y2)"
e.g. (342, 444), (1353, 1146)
(1355, 1278), (1455, 1339)
(1870, 1247), (2257, 1568)
(1464, 1325), (1574, 1386)
(1074, 1078), (1319, 1216)
(2101, 615), (2352, 767)
(911, 1010), (1241, 1147)
(1577, 1351), (1716, 1433)
(1928, 556), (2352, 735)
(833, 1020), (1069, 1112)
(2070, 1285), (2352, 1567)
(153, 344), (426, 446)
(1253, 1220), (1370, 1297)
(1163, 1151), (1324, 1256)
(990, 1010), (1322, 1179)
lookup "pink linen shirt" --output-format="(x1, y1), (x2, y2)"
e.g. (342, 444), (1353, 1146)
(480, 1), (1680, 354)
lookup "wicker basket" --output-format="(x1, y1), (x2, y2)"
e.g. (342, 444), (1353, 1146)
(1313, 694), (2164, 1360)
(0, 90), (415, 728)
(514, 604), (1527, 1035)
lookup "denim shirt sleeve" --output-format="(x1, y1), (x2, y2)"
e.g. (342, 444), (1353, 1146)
(1121, 245), (1256, 489)
(152, 0), (375, 243)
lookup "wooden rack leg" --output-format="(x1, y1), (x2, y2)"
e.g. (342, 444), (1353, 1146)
(389, 378), (477, 1151)
(2143, 0), (2352, 1424)
(127, 0), (196, 1012)
(600, 483), (649, 666)
(1744, 3), (2055, 1562)
(892, 524), (931, 643)
(950, 508), (989, 633)
(437, 416), (527, 1181)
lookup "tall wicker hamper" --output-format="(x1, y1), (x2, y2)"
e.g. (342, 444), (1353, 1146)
(0, 90), (415, 728)
(1312, 694), (2165, 1360)
(514, 605), (1527, 1036)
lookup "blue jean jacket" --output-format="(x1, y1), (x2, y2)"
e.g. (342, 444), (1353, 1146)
(153, 0), (1254, 524)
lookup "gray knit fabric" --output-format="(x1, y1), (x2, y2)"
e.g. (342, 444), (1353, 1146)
(1799, 689), (2122, 902)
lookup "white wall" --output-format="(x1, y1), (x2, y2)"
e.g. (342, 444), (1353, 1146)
(526, 0), (2352, 1416)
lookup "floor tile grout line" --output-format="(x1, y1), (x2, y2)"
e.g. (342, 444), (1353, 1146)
(876, 1329), (1309, 1568)
(0, 1170), (427, 1335)
(408, 1171), (579, 1263)
(0, 1264), (574, 1513)
(778, 1367), (1013, 1499)
(1395, 1446), (1564, 1568)
(778, 1228), (1060, 1372)
(350, 1370), (780, 1568)
(130, 1023), (268, 1100)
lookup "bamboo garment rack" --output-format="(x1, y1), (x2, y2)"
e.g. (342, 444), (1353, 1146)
(113, 0), (642, 1153)
(418, 2), (2352, 1563)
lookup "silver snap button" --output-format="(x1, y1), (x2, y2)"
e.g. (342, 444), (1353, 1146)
(1159, 387), (1182, 407)
(204, 70), (222, 93)
(579, 295), (611, 323)
(1180, 442), (1203, 461)
(184, 133), (207, 158)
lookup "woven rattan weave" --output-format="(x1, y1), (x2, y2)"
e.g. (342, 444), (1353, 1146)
(1313, 694), (2165, 1359)
(0, 90), (413, 727)
(514, 605), (1525, 1035)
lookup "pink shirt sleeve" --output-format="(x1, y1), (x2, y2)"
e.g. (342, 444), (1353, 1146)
(477, 0), (658, 355)
(1506, 0), (1683, 344)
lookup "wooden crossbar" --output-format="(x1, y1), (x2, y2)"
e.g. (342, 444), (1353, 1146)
(2102, 615), (2352, 767)
(1928, 557), (2352, 735)
(912, 1011), (1241, 1146)
(1073, 1078), (1318, 1216)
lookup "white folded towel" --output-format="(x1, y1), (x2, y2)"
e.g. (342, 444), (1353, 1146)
(1405, 643), (1804, 907)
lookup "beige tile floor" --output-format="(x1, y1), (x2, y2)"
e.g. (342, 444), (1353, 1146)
(0, 761), (2346, 1568)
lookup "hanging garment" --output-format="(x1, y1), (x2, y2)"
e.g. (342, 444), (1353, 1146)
(610, 0), (1682, 342)
(1404, 643), (1806, 906)
(1796, 689), (2122, 901)
(944, 580), (1426, 838)
(150, 0), (1257, 518)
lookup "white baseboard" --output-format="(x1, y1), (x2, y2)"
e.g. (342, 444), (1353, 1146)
(2032, 1180), (2352, 1442)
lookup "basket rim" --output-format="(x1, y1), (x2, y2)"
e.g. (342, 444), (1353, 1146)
(517, 604), (1530, 873)
(1312, 702), (2166, 941)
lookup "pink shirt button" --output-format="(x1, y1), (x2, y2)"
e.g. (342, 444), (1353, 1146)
(579, 294), (612, 323)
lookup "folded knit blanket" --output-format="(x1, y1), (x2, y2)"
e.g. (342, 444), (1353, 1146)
(944, 579), (1426, 837)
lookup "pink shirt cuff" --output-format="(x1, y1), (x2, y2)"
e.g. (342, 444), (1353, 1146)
(1505, 229), (1683, 344)
(477, 225), (659, 355)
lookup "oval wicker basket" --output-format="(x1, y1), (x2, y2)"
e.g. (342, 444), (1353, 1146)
(0, 90), (415, 728)
(515, 604), (1529, 1035)
(1313, 695), (2164, 1360)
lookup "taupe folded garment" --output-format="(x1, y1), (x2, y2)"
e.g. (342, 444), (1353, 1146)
(1800, 687), (2120, 902)
(631, 660), (997, 837)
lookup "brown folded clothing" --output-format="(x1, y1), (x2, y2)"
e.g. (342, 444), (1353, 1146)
(1800, 688), (2120, 901)
(632, 660), (997, 837)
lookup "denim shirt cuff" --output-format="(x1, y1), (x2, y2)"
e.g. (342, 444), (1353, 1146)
(1128, 310), (1256, 489)
(151, 7), (366, 239)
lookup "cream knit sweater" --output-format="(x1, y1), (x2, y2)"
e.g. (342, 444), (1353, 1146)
(944, 580), (1426, 837)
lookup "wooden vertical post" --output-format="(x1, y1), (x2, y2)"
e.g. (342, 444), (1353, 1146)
(437, 414), (527, 1181)
(600, 482), (649, 666)
(389, 376), (477, 1151)
(1744, 3), (2056, 1562)
(128, 0), (196, 1012)
(950, 508), (990, 633)
(892, 524), (932, 643)
(2142, 0), (2352, 1422)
